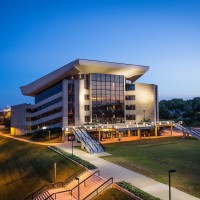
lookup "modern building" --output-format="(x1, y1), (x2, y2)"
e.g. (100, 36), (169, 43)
(11, 59), (158, 136)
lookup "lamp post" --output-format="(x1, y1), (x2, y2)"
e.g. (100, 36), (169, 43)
(169, 169), (176, 200)
(143, 110), (146, 122)
(71, 136), (74, 157)
(93, 114), (98, 124)
(75, 177), (80, 200)
(42, 126), (51, 142)
(100, 111), (104, 124)
(54, 162), (57, 183)
(48, 130), (51, 142)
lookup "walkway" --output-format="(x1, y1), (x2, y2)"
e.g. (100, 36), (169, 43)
(56, 142), (200, 200)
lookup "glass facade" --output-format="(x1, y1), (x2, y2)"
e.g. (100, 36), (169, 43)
(35, 82), (62, 103)
(91, 73), (125, 123)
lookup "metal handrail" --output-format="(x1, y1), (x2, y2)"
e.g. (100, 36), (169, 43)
(173, 122), (200, 140)
(44, 189), (72, 200)
(98, 141), (105, 151)
(63, 168), (85, 186)
(72, 129), (93, 153)
(83, 177), (113, 200)
(78, 128), (99, 153)
(71, 170), (100, 191)
(24, 182), (63, 200)
(24, 168), (85, 200)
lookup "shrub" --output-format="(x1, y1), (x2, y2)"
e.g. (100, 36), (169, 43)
(50, 146), (96, 170)
(117, 181), (161, 200)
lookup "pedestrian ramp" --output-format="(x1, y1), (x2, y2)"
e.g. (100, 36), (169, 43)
(173, 122), (200, 140)
(72, 128), (104, 153)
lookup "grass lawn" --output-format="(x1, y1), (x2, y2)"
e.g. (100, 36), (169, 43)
(0, 135), (83, 200)
(93, 188), (133, 200)
(102, 137), (200, 198)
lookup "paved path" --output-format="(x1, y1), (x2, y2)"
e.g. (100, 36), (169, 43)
(56, 142), (200, 200)
(0, 132), (61, 146)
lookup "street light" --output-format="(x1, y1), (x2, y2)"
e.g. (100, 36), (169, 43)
(169, 169), (176, 200)
(71, 136), (74, 157)
(42, 126), (51, 142)
(143, 110), (146, 122)
(93, 114), (98, 124)
(75, 177), (80, 200)
(100, 111), (104, 124)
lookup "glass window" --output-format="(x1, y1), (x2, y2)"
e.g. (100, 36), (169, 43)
(119, 75), (124, 82)
(115, 75), (120, 82)
(85, 105), (90, 111)
(111, 75), (115, 82)
(126, 105), (136, 110)
(35, 82), (62, 103)
(92, 74), (97, 81)
(106, 74), (110, 81)
(125, 95), (135, 100)
(85, 116), (90, 122)
(84, 94), (90, 100)
(126, 115), (136, 120)
(97, 74), (101, 81)
(101, 74), (106, 81)
(126, 84), (135, 91)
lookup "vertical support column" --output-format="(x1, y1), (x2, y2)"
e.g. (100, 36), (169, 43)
(110, 130), (113, 139)
(128, 130), (131, 137)
(118, 132), (122, 141)
(137, 129), (141, 140)
(170, 125), (173, 136)
(155, 126), (158, 137)
(62, 79), (68, 142)
(98, 131), (101, 142)
(74, 80), (80, 126)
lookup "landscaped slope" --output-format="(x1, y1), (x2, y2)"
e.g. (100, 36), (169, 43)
(0, 135), (82, 200)
(103, 137), (200, 198)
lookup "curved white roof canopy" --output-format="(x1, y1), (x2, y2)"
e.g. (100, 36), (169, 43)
(20, 59), (149, 96)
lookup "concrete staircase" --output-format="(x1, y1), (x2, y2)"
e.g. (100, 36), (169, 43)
(34, 191), (53, 200)
(173, 122), (200, 140)
(31, 170), (111, 200)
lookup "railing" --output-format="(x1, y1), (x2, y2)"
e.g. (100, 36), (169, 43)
(24, 168), (85, 200)
(71, 170), (100, 192)
(24, 182), (63, 200)
(44, 190), (72, 200)
(63, 168), (85, 186)
(78, 128), (99, 153)
(98, 141), (105, 151)
(72, 129), (93, 153)
(83, 177), (113, 200)
(173, 122), (200, 140)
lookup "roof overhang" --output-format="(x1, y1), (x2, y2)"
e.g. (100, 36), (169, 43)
(20, 59), (149, 96)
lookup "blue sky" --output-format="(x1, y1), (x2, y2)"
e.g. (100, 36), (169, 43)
(0, 0), (200, 108)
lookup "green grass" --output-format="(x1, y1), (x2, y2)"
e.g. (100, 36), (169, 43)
(0, 135), (83, 200)
(93, 188), (133, 200)
(102, 137), (200, 198)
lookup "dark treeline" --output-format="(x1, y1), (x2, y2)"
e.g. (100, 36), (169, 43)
(159, 97), (200, 125)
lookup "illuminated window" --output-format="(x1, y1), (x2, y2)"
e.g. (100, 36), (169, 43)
(126, 115), (136, 120)
(85, 105), (90, 111)
(126, 105), (136, 110)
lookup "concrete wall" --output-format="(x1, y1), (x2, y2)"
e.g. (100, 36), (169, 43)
(74, 79), (90, 126)
(11, 104), (30, 135)
(62, 79), (68, 127)
(134, 83), (158, 122)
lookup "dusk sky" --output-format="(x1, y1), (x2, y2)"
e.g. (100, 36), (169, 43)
(0, 0), (200, 108)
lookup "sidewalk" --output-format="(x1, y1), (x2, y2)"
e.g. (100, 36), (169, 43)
(56, 142), (200, 200)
